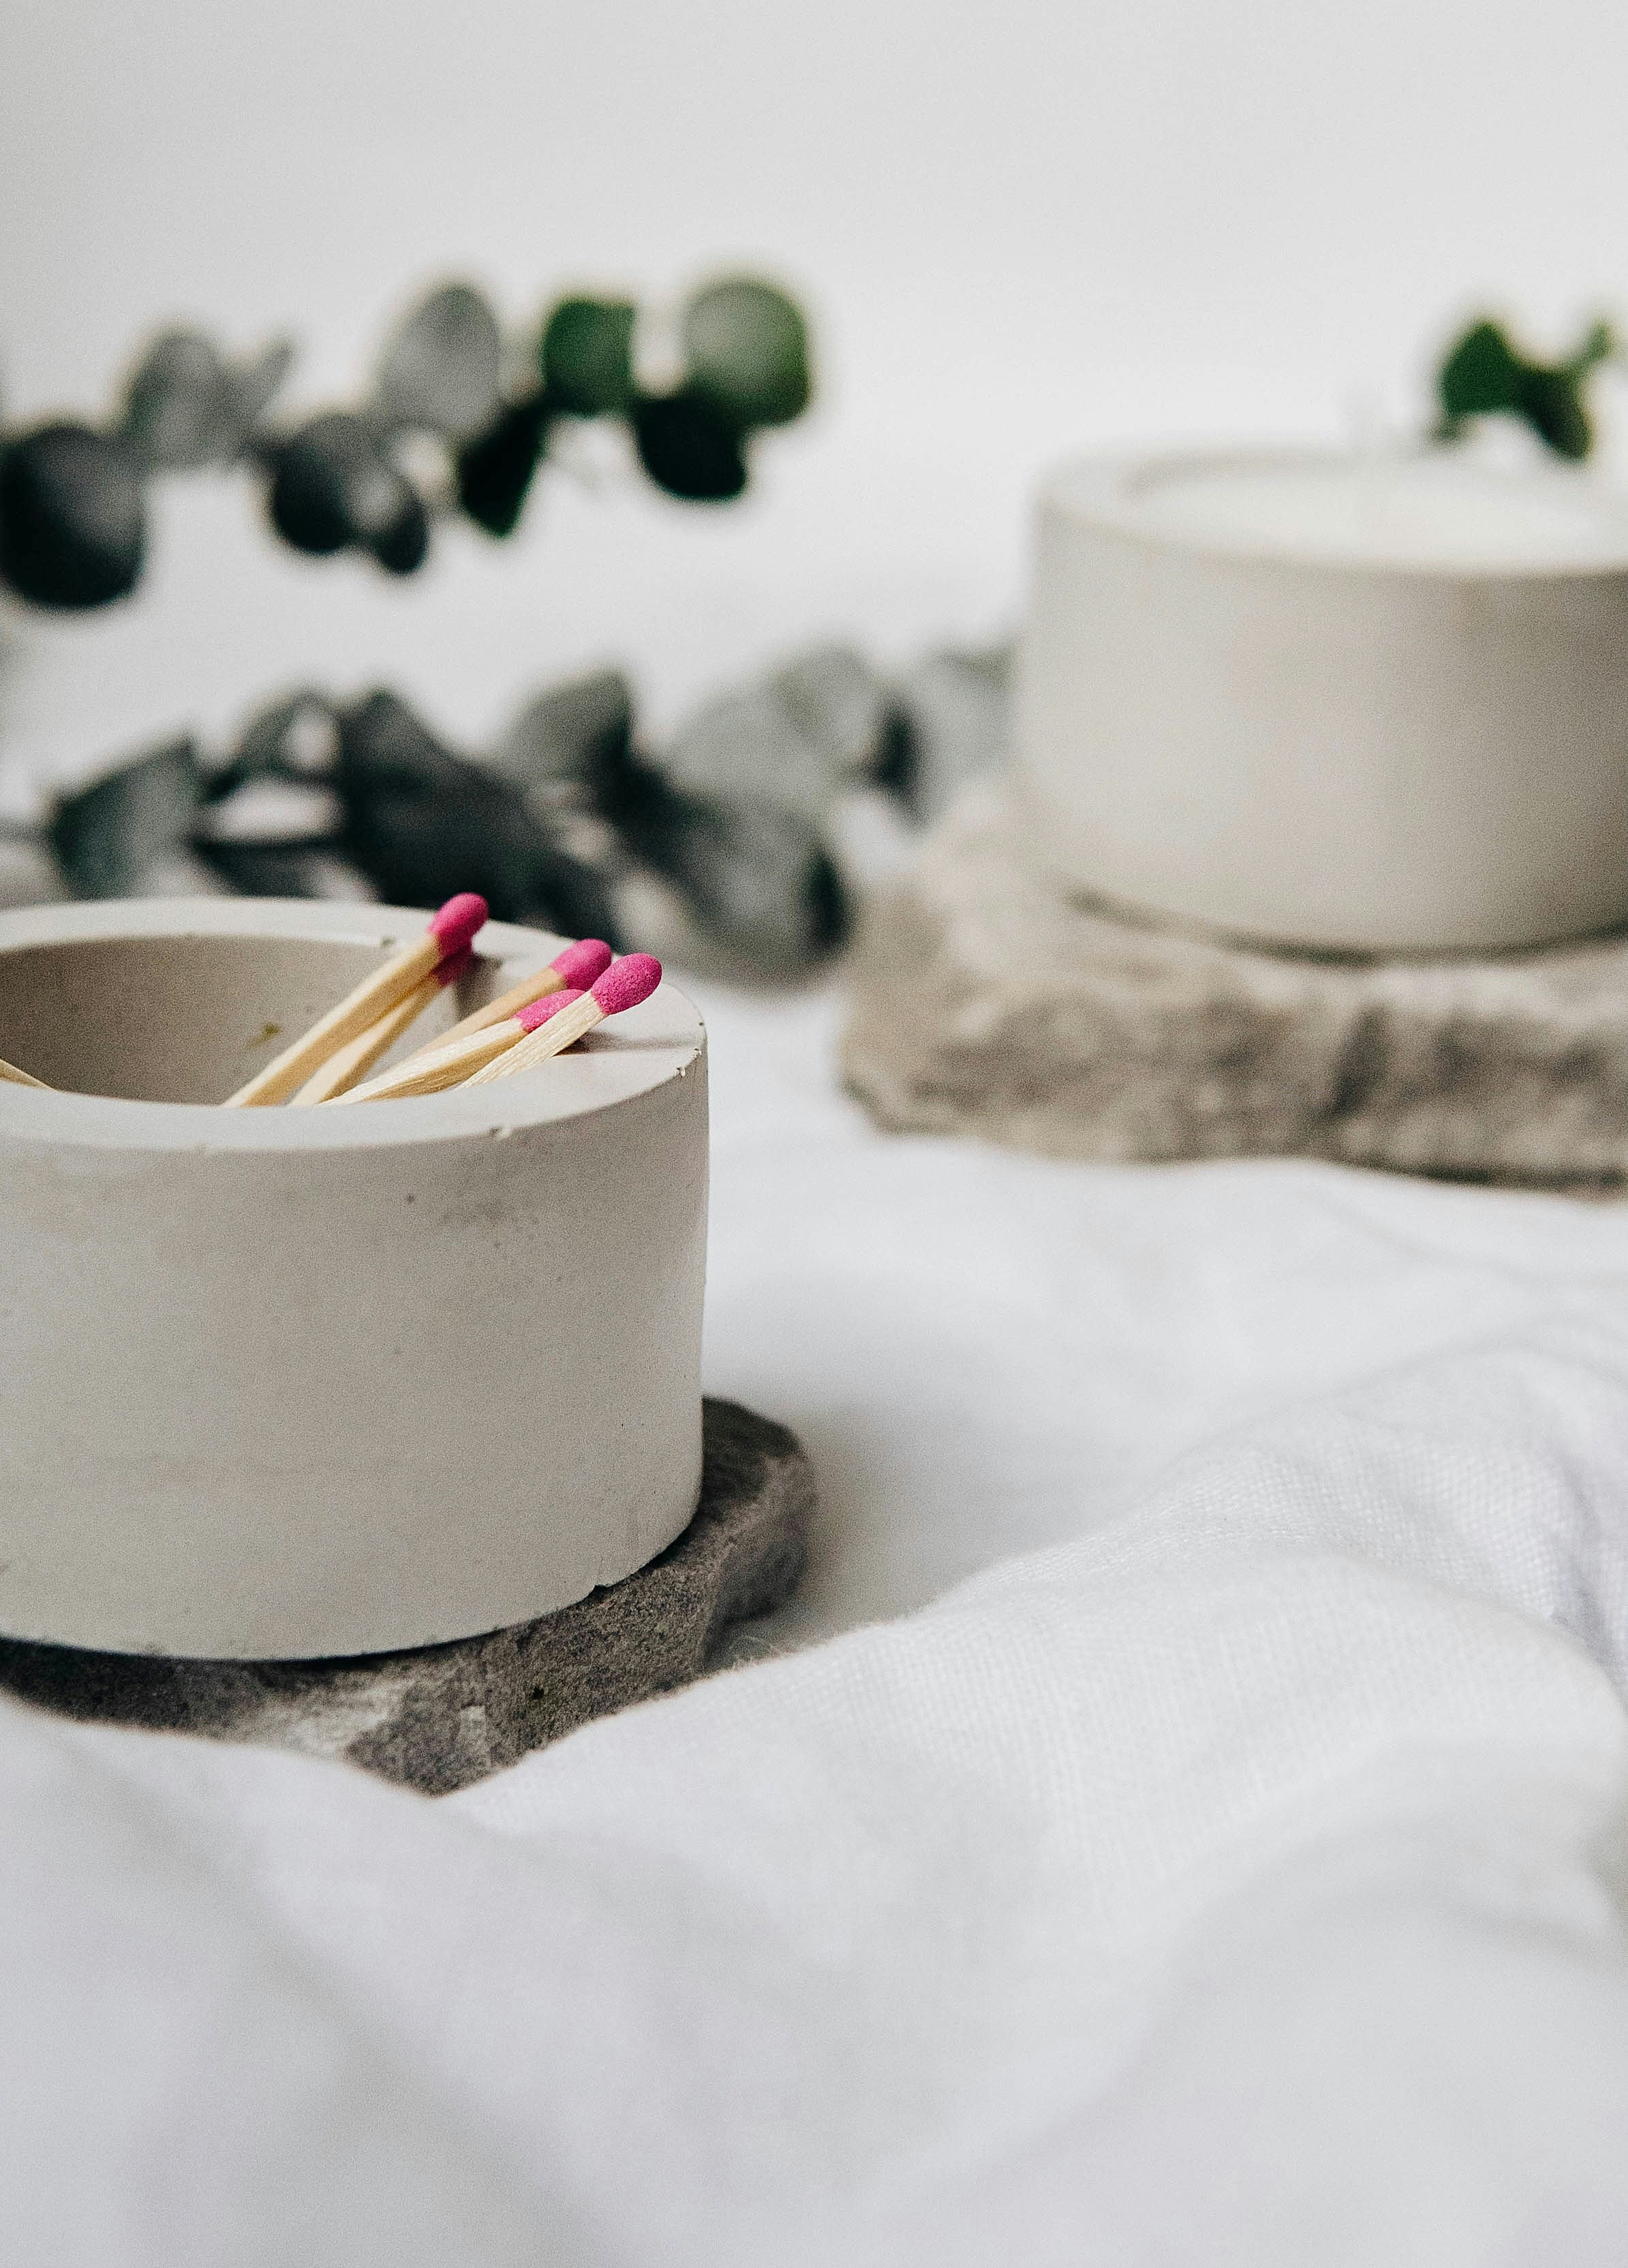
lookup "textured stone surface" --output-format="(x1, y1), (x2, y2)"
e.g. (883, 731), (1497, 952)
(842, 781), (1628, 1189)
(0, 1399), (812, 1795)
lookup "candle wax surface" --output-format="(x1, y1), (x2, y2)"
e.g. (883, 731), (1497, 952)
(1124, 456), (1628, 572)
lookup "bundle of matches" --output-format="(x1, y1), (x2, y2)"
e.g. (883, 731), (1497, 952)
(395, 935), (612, 1068)
(288, 945), (474, 1105)
(288, 938), (611, 1105)
(0, 907), (645, 1108)
(225, 892), (490, 1108)
(331, 953), (662, 1105)
(464, 955), (662, 1087)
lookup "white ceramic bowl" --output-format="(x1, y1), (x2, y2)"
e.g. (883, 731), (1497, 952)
(0, 898), (707, 1659)
(1012, 450), (1628, 952)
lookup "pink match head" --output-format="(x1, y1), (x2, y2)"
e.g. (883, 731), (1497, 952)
(590, 953), (662, 1018)
(550, 937), (613, 990)
(435, 945), (474, 989)
(427, 892), (488, 958)
(517, 987), (583, 1033)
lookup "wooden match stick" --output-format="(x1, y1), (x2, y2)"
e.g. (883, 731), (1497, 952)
(223, 893), (488, 1108)
(326, 985), (585, 1106)
(461, 954), (662, 1088)
(288, 946), (473, 1106)
(395, 936), (611, 1068)
(0, 1054), (49, 1091)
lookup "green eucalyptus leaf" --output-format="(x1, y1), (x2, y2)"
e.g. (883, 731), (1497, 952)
(456, 390), (554, 535)
(48, 738), (203, 897)
(265, 412), (429, 573)
(1438, 321), (1522, 420)
(1436, 312), (1614, 461)
(1564, 319), (1616, 380)
(0, 422), (147, 610)
(540, 298), (637, 416)
(624, 781), (846, 970)
(492, 668), (635, 801)
(682, 277), (810, 430)
(632, 387), (748, 501)
(335, 690), (621, 938)
(1515, 367), (1592, 460)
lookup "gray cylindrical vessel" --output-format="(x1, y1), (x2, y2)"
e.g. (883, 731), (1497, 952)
(1013, 451), (1628, 952)
(0, 898), (707, 1658)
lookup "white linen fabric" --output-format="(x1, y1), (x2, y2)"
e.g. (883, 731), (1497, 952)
(5, 980), (1628, 2265)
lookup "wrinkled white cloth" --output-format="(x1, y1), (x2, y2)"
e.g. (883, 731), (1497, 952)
(5, 980), (1628, 2265)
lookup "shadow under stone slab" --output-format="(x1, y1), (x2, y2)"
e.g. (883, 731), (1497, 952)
(0, 1398), (813, 1795)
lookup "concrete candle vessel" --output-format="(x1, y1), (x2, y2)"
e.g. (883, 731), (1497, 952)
(0, 897), (707, 1660)
(1013, 450), (1628, 952)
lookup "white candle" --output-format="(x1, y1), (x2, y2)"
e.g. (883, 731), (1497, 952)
(1013, 450), (1628, 952)
(1128, 454), (1628, 572)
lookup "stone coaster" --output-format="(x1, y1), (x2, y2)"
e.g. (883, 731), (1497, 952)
(842, 783), (1628, 1190)
(0, 1399), (812, 1795)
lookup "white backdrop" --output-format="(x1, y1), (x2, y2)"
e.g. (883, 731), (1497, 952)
(3, 0), (1628, 779)
(10, 20), (1628, 2254)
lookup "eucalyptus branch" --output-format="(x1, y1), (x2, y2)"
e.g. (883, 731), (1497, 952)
(1434, 312), (1617, 460)
(0, 273), (812, 610)
(33, 644), (1009, 974)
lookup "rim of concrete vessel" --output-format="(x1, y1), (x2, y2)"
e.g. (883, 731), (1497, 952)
(0, 897), (703, 1151)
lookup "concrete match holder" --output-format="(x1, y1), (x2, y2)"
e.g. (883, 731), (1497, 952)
(0, 899), (805, 1785)
(0, 1397), (812, 1793)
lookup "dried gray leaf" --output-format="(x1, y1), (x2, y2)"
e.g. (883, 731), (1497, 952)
(889, 647), (1011, 823)
(48, 739), (204, 898)
(121, 330), (236, 469)
(491, 669), (634, 802)
(375, 282), (503, 440)
(771, 645), (889, 777)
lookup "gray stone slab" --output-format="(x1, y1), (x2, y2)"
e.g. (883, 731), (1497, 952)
(842, 783), (1628, 1189)
(0, 1399), (812, 1795)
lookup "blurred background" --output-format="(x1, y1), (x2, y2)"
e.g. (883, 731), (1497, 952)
(4, 0), (1628, 794)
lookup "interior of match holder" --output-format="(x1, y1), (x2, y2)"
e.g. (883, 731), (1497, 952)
(0, 932), (497, 1104)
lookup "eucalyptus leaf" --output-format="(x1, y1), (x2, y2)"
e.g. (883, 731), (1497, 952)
(1515, 366), (1591, 460)
(191, 837), (344, 899)
(664, 684), (837, 822)
(265, 413), (429, 573)
(772, 645), (890, 777)
(886, 648), (1011, 823)
(121, 328), (237, 469)
(369, 487), (431, 575)
(375, 282), (504, 440)
(335, 690), (621, 938)
(630, 787), (846, 969)
(0, 422), (147, 610)
(540, 298), (636, 416)
(456, 390), (554, 535)
(683, 277), (811, 430)
(1565, 320), (1617, 380)
(1438, 321), (1522, 420)
(492, 669), (635, 801)
(632, 388), (747, 500)
(204, 690), (339, 802)
(657, 646), (888, 827)
(48, 738), (203, 897)
(224, 337), (296, 442)
(1436, 311), (1615, 460)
